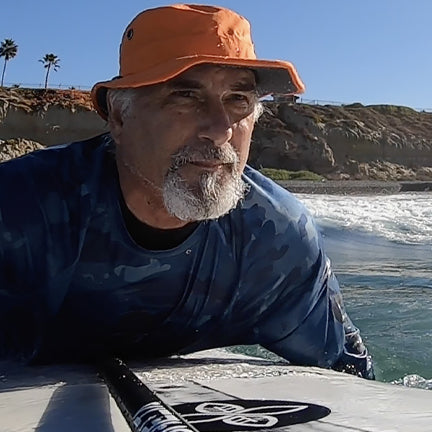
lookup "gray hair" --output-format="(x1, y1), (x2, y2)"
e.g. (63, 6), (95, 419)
(106, 87), (263, 122)
(253, 101), (264, 122)
(106, 88), (137, 120)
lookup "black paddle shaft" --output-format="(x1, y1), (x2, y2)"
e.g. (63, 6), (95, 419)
(99, 357), (199, 432)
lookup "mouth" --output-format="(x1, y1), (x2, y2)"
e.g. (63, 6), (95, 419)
(170, 145), (239, 174)
(188, 160), (231, 171)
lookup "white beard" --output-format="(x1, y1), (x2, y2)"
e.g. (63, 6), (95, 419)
(162, 146), (248, 221)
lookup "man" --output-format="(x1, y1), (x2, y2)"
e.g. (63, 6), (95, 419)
(0, 4), (374, 378)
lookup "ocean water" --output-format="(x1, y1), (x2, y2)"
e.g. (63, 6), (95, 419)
(234, 192), (432, 390)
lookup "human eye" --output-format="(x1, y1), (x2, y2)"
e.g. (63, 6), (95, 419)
(170, 89), (200, 99)
(227, 93), (250, 103)
(224, 92), (255, 115)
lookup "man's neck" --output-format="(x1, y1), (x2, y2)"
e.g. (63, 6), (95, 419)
(116, 159), (190, 229)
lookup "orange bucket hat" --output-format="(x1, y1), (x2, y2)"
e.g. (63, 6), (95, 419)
(91, 4), (305, 119)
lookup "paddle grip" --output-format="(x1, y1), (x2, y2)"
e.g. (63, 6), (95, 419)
(99, 357), (199, 432)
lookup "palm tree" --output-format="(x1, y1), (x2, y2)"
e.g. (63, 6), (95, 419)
(0, 39), (18, 87)
(39, 53), (60, 89)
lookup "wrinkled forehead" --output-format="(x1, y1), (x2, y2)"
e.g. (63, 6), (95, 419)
(166, 64), (257, 91)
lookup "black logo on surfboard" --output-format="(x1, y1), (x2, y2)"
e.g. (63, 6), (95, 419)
(174, 399), (330, 430)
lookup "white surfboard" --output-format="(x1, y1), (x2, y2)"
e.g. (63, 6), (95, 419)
(1, 349), (431, 432)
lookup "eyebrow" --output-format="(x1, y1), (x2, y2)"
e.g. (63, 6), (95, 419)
(230, 82), (257, 92)
(168, 79), (204, 90)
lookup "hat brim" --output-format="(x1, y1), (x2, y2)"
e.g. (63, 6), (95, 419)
(91, 55), (305, 120)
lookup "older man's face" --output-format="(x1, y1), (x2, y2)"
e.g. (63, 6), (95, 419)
(113, 64), (258, 221)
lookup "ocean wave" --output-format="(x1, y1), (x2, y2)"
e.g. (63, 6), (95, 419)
(316, 223), (432, 288)
(296, 192), (432, 245)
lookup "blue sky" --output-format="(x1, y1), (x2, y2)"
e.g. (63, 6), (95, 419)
(2, 0), (432, 109)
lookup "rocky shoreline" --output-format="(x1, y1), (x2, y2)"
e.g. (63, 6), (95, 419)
(278, 180), (432, 195)
(251, 102), (432, 182)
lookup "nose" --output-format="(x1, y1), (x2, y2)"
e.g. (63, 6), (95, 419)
(197, 100), (233, 147)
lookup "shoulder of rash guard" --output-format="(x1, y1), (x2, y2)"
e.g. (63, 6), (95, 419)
(0, 133), (110, 171)
(241, 165), (320, 241)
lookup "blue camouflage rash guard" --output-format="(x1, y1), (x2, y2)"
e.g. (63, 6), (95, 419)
(0, 134), (372, 376)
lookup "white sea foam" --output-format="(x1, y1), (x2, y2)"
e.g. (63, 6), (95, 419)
(392, 374), (432, 390)
(296, 192), (432, 245)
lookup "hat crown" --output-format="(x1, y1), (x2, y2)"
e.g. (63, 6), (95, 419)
(119, 4), (257, 77)
(91, 4), (305, 120)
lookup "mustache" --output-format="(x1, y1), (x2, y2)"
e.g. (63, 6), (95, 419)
(169, 144), (239, 170)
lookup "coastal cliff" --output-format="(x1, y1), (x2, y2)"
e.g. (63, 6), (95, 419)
(1, 87), (431, 181)
(0, 88), (107, 148)
(251, 102), (432, 180)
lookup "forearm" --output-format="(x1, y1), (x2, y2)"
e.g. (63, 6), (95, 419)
(259, 256), (375, 379)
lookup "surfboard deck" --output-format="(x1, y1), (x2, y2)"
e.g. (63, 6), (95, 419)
(1, 349), (431, 432)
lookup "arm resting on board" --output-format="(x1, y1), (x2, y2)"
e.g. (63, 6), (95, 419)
(259, 254), (375, 380)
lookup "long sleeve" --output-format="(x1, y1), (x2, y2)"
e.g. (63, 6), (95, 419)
(0, 141), (97, 362)
(236, 183), (375, 378)
(258, 247), (375, 379)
